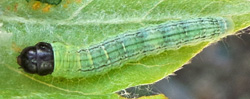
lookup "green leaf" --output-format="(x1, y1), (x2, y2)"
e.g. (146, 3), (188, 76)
(1, 0), (250, 98)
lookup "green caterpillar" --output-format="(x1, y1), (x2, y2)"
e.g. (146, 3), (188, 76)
(17, 17), (234, 78)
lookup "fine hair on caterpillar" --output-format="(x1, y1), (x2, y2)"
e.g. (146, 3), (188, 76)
(17, 17), (234, 78)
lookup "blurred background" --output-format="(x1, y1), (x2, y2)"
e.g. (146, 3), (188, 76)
(118, 28), (250, 99)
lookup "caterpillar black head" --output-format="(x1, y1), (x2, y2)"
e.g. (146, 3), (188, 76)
(17, 42), (54, 76)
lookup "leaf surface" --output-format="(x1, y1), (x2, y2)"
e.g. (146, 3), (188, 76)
(1, 0), (250, 98)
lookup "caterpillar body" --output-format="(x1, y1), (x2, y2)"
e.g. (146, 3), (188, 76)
(17, 17), (234, 78)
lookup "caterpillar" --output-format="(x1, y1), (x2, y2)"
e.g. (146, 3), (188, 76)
(17, 17), (234, 78)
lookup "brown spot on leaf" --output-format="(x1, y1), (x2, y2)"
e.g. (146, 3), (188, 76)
(12, 43), (22, 53)
(7, 6), (11, 11)
(66, 0), (71, 4)
(63, 4), (68, 8)
(63, 0), (71, 8)
(14, 3), (18, 12)
(32, 2), (41, 10)
(75, 0), (82, 3)
(42, 4), (51, 12)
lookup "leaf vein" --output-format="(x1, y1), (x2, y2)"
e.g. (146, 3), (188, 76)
(67, 0), (94, 20)
(141, 0), (165, 20)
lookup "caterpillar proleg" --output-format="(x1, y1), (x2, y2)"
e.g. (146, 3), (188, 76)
(17, 17), (234, 78)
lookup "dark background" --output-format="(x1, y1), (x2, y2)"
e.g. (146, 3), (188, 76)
(118, 28), (250, 99)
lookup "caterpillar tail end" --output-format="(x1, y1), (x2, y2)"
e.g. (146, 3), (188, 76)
(224, 17), (235, 35)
